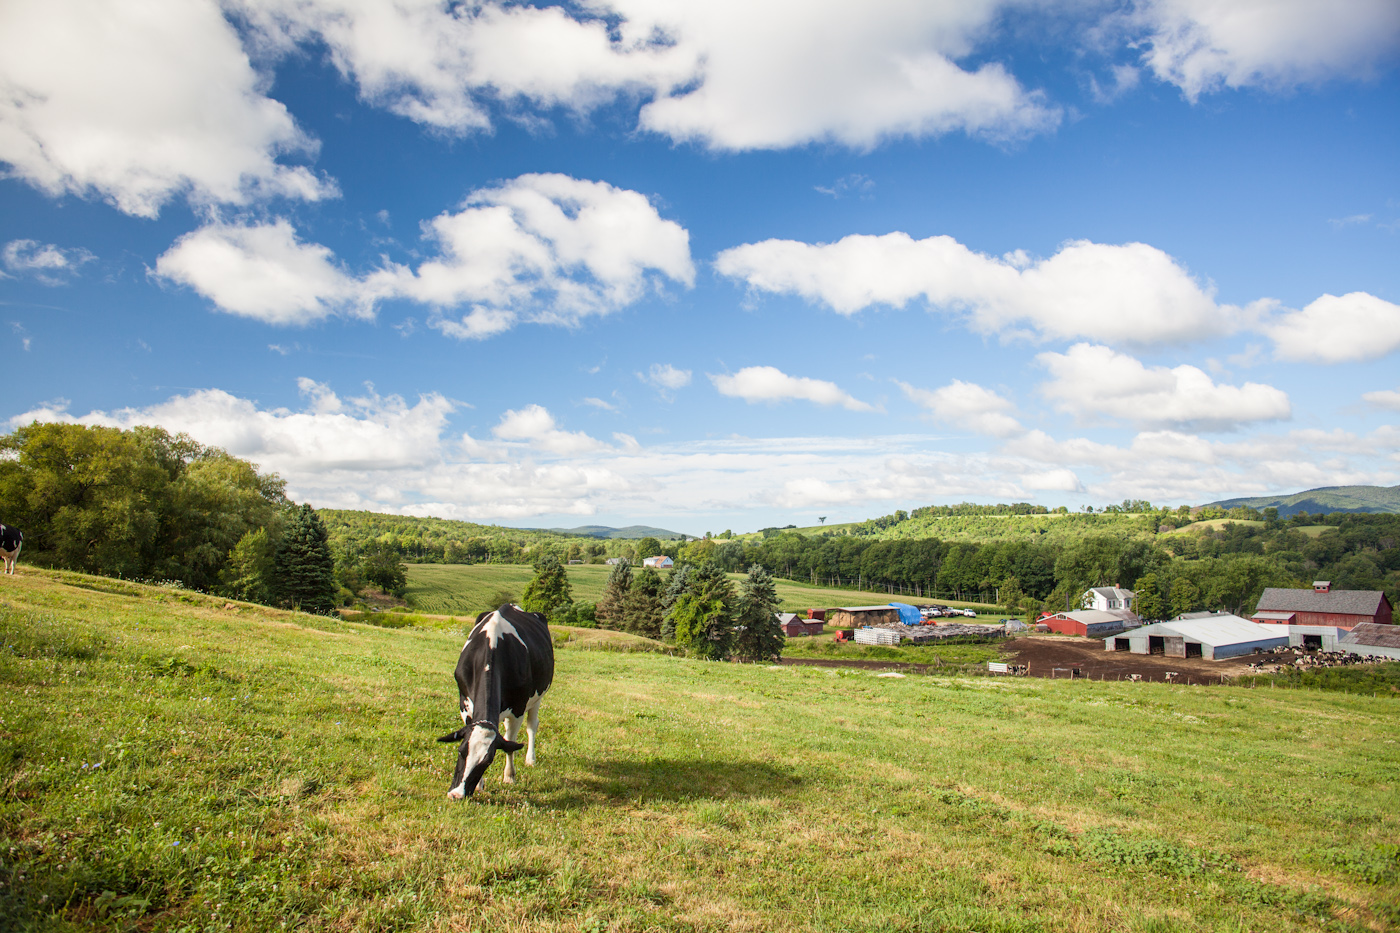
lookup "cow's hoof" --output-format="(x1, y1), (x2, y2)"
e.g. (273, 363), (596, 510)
(447, 788), (464, 800)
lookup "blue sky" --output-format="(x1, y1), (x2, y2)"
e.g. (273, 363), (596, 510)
(2, 0), (1399, 535)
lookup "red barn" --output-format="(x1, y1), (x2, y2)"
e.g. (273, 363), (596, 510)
(1042, 609), (1140, 637)
(777, 613), (824, 636)
(1252, 582), (1393, 629)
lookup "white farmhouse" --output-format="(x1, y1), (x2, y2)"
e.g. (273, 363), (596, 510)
(1082, 586), (1135, 612)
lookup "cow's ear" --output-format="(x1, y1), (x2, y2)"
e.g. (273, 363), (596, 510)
(436, 727), (469, 743)
(496, 737), (525, 754)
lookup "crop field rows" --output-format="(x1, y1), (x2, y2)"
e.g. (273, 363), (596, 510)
(2, 568), (1398, 932)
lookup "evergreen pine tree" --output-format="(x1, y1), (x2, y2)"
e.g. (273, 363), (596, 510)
(621, 566), (665, 637)
(596, 558), (632, 629)
(521, 554), (573, 620)
(733, 564), (784, 662)
(275, 504), (337, 613)
(670, 562), (735, 660)
(659, 563), (693, 642)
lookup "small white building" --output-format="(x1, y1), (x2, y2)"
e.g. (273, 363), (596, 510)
(1083, 586), (1136, 612)
(642, 555), (673, 569)
(1104, 613), (1288, 660)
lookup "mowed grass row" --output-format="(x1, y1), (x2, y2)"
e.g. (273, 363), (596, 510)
(1, 569), (1397, 932)
(405, 563), (1004, 617)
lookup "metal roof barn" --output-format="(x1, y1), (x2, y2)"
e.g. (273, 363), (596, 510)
(1338, 623), (1400, 660)
(1044, 608), (1140, 637)
(1104, 615), (1288, 660)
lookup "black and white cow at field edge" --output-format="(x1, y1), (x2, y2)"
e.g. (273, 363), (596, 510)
(437, 604), (554, 799)
(0, 524), (21, 576)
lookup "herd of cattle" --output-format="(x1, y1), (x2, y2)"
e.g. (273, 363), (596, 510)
(1244, 645), (1392, 673)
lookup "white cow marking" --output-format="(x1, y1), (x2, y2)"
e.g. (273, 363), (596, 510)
(455, 722), (497, 794)
(481, 611), (526, 649)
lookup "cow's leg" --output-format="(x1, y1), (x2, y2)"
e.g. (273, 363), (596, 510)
(499, 712), (522, 783)
(524, 696), (541, 766)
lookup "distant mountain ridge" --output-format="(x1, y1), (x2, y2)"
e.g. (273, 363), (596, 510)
(1210, 484), (1400, 518)
(543, 524), (689, 540)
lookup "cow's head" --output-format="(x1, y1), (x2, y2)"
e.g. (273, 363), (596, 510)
(436, 722), (523, 799)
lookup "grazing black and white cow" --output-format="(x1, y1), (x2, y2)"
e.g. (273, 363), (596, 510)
(437, 604), (554, 799)
(0, 524), (21, 576)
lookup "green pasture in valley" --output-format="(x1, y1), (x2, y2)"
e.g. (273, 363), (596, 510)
(406, 563), (1002, 616)
(3, 569), (1398, 932)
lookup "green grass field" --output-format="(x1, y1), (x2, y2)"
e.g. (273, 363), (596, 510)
(405, 564), (1003, 616)
(1165, 520), (1337, 538)
(3, 569), (1398, 932)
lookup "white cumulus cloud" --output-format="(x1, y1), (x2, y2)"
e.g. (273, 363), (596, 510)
(618, 0), (1059, 149)
(1138, 0), (1400, 101)
(0, 0), (333, 218)
(491, 404), (611, 455)
(1265, 292), (1400, 363)
(236, 0), (692, 133)
(716, 233), (1245, 346)
(154, 174), (692, 333)
(640, 363), (692, 391)
(154, 220), (365, 326)
(897, 379), (1023, 438)
(1037, 343), (1291, 432)
(710, 366), (875, 412)
(237, 0), (1058, 150)
(2, 239), (95, 284)
(9, 380), (454, 474)
(1362, 388), (1400, 411)
(372, 173), (694, 337)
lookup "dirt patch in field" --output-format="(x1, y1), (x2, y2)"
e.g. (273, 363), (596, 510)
(1004, 636), (1293, 685)
(780, 636), (1310, 686)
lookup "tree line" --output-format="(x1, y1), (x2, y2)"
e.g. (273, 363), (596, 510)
(513, 555), (784, 661)
(0, 423), (352, 613)
(645, 513), (1400, 618)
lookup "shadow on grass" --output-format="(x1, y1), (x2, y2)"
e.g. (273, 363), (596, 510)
(539, 755), (804, 809)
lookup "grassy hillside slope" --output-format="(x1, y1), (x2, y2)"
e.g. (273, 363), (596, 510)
(405, 564), (1004, 616)
(3, 570), (1398, 932)
(1212, 485), (1400, 517)
(749, 511), (1150, 545)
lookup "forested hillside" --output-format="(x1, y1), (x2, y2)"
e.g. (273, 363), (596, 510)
(1212, 484), (1400, 517)
(675, 510), (1400, 618)
(316, 510), (689, 567)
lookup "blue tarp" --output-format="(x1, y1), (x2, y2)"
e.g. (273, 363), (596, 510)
(889, 602), (921, 625)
